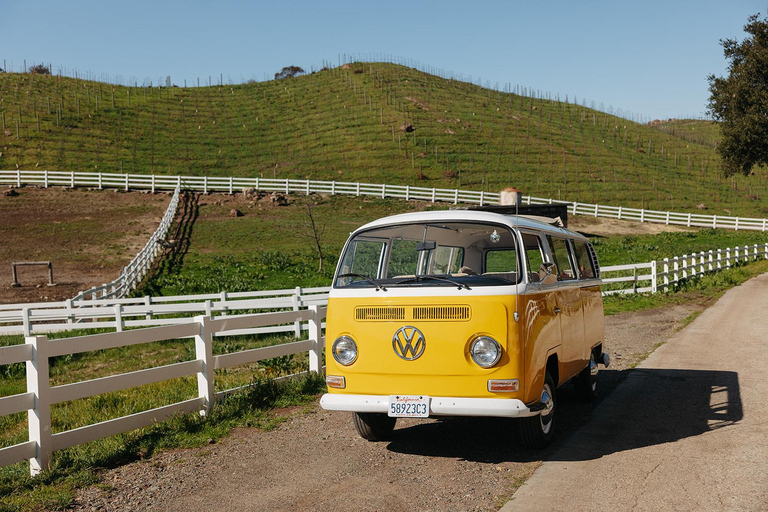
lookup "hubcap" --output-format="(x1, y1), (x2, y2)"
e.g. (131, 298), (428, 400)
(589, 354), (598, 392)
(539, 383), (554, 434)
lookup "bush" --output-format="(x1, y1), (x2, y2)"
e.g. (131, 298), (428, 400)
(274, 66), (304, 80)
(28, 64), (51, 75)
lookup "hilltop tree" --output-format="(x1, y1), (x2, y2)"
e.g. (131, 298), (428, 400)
(274, 66), (304, 80)
(29, 63), (51, 75)
(708, 13), (768, 177)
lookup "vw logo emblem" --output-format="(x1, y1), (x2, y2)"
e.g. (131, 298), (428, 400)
(393, 326), (426, 360)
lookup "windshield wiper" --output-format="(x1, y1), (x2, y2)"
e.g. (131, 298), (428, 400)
(337, 273), (387, 291)
(395, 275), (471, 290)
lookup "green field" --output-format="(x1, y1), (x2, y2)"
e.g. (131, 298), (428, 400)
(2, 63), (767, 217)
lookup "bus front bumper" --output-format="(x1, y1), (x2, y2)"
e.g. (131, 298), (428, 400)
(320, 393), (540, 418)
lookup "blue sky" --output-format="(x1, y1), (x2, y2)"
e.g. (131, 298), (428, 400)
(1, 0), (763, 121)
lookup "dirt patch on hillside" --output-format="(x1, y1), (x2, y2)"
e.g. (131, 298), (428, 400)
(0, 186), (170, 304)
(570, 215), (694, 237)
(72, 303), (701, 512)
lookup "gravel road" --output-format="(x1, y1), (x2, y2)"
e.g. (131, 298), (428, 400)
(73, 303), (701, 512)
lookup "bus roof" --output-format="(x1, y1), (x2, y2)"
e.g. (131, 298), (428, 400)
(351, 209), (587, 240)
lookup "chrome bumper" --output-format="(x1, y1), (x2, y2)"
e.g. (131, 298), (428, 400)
(320, 393), (540, 418)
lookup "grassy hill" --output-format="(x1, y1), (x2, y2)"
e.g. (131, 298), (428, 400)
(1, 62), (766, 216)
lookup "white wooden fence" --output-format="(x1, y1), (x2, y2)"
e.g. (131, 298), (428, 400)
(3, 169), (768, 231)
(1, 240), (766, 336)
(0, 287), (330, 336)
(0, 305), (326, 476)
(70, 186), (181, 301)
(601, 243), (768, 294)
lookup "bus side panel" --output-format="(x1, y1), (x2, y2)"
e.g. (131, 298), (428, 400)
(581, 283), (605, 352)
(520, 290), (561, 404)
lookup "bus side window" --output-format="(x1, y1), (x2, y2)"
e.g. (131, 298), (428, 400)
(547, 236), (577, 281)
(522, 233), (546, 283)
(572, 240), (596, 279)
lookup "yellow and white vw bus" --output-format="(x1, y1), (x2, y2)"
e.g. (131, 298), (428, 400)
(320, 209), (608, 447)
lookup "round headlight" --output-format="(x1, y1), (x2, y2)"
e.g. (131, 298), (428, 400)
(332, 336), (358, 366)
(470, 336), (502, 368)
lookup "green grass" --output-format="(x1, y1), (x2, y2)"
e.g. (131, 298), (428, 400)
(2, 63), (768, 217)
(602, 258), (768, 315)
(0, 373), (325, 512)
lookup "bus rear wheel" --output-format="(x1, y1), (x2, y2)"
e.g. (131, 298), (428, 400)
(353, 412), (397, 441)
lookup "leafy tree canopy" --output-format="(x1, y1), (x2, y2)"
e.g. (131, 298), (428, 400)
(274, 66), (304, 80)
(708, 13), (768, 177)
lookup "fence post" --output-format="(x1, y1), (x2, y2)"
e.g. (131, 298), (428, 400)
(708, 250), (713, 271)
(66, 298), (74, 324)
(308, 305), (322, 373)
(293, 287), (302, 338)
(44, 170), (49, 188)
(617, 206), (622, 220)
(673, 256), (679, 285)
(663, 258), (669, 292)
(124, 174), (129, 192)
(632, 267), (638, 293)
(144, 295), (152, 321)
(114, 304), (124, 332)
(726, 247), (731, 268)
(432, 188), (436, 202)
(26, 335), (52, 476)
(651, 260), (657, 293)
(194, 315), (215, 416)
(716, 249), (722, 270)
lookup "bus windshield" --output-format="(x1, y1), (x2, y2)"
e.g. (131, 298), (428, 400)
(334, 221), (521, 288)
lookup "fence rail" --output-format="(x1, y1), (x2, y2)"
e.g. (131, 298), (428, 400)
(3, 170), (768, 231)
(0, 306), (326, 476)
(0, 287), (330, 336)
(2, 241), (766, 336)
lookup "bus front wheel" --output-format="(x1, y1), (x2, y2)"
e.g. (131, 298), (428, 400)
(352, 412), (397, 441)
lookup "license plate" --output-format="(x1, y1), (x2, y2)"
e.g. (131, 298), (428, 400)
(388, 395), (430, 418)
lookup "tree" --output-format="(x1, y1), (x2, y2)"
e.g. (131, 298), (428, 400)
(708, 13), (768, 177)
(274, 66), (304, 80)
(298, 198), (326, 272)
(28, 63), (51, 75)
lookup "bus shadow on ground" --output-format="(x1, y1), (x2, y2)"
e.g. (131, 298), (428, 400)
(384, 368), (742, 464)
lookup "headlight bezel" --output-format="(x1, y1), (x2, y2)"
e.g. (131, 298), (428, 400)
(332, 335), (358, 366)
(470, 335), (502, 368)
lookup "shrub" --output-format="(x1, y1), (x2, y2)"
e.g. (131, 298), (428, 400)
(29, 64), (51, 75)
(274, 66), (304, 80)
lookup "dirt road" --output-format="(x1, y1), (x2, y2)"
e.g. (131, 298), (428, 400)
(504, 274), (768, 511)
(73, 303), (700, 512)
